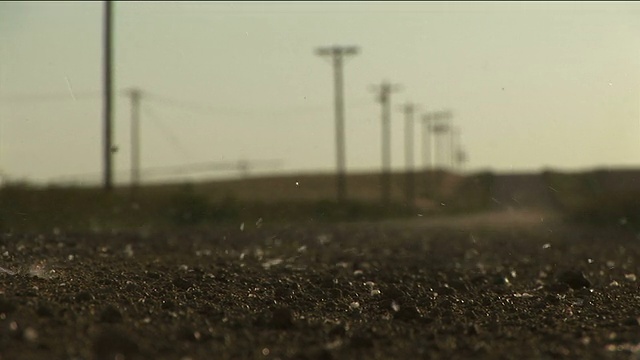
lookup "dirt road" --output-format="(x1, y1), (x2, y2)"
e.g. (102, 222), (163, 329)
(381, 208), (561, 231)
(1, 213), (640, 359)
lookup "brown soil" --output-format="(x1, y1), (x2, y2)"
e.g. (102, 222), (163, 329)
(1, 215), (640, 359)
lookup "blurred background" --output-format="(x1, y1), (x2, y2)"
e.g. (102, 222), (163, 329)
(1, 1), (640, 230)
(2, 1), (640, 184)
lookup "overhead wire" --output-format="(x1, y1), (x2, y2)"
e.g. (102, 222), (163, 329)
(0, 91), (102, 103)
(2, 87), (373, 184)
(142, 103), (193, 161)
(0, 89), (374, 118)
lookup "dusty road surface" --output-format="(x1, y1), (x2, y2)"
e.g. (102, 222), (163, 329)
(1, 214), (640, 360)
(381, 208), (561, 231)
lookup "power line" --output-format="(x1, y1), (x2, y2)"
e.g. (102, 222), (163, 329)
(1, 89), (373, 119)
(138, 159), (283, 178)
(0, 91), (102, 103)
(143, 92), (223, 117)
(143, 104), (193, 161)
(144, 91), (351, 119)
(47, 159), (284, 184)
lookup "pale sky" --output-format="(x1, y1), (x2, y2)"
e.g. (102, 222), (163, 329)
(1, 1), (640, 185)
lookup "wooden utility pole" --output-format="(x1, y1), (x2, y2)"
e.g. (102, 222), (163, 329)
(128, 88), (142, 191)
(316, 45), (359, 203)
(431, 110), (453, 170)
(450, 127), (458, 170)
(400, 102), (418, 206)
(422, 113), (434, 172)
(103, 0), (114, 191)
(421, 110), (453, 198)
(371, 81), (401, 205)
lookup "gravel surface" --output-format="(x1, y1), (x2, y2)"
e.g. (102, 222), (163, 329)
(1, 216), (640, 360)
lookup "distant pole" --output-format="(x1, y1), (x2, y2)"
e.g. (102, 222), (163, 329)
(103, 0), (114, 191)
(316, 45), (359, 203)
(431, 110), (453, 171)
(422, 113), (433, 172)
(421, 113), (433, 197)
(400, 102), (417, 206)
(450, 127), (459, 171)
(433, 123), (446, 170)
(371, 81), (401, 205)
(128, 88), (142, 190)
(237, 160), (250, 178)
(452, 128), (467, 171)
(457, 147), (468, 171)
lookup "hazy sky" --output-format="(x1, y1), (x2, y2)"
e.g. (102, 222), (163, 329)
(1, 1), (640, 185)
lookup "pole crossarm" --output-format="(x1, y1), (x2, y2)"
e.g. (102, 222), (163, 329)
(316, 46), (359, 57)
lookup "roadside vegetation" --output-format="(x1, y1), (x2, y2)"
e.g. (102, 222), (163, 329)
(3, 169), (639, 233)
(0, 171), (495, 233)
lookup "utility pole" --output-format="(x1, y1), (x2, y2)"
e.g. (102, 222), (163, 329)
(400, 102), (418, 207)
(430, 110), (453, 171)
(371, 81), (401, 205)
(451, 128), (467, 171)
(422, 113), (434, 172)
(103, 0), (114, 191)
(450, 127), (459, 171)
(432, 121), (448, 171)
(457, 147), (468, 171)
(422, 111), (451, 195)
(316, 45), (359, 203)
(421, 112), (434, 198)
(128, 88), (142, 191)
